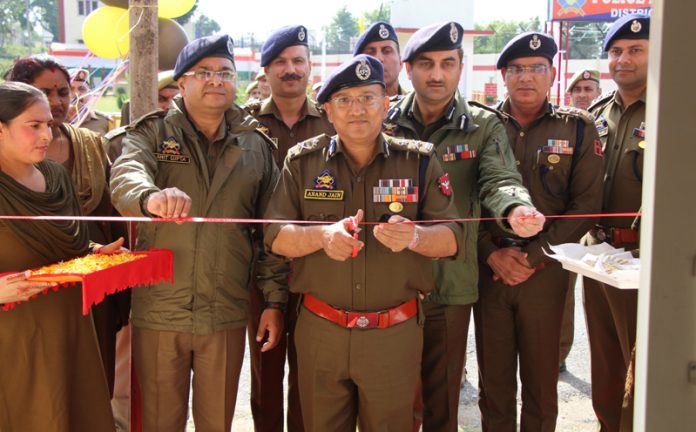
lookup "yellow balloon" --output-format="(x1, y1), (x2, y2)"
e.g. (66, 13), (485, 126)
(82, 7), (130, 59)
(158, 0), (196, 19)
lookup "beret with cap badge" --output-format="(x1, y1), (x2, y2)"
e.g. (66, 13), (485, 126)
(316, 54), (385, 104)
(173, 34), (235, 80)
(401, 21), (463, 62)
(496, 31), (557, 69)
(261, 25), (309, 67)
(603, 13), (650, 52)
(353, 21), (399, 56)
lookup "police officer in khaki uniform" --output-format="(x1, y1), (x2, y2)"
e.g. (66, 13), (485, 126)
(567, 68), (602, 111)
(475, 32), (604, 431)
(69, 68), (114, 134)
(110, 34), (288, 431)
(384, 22), (544, 431)
(264, 55), (463, 432)
(353, 21), (406, 98)
(585, 14), (649, 432)
(244, 24), (334, 432)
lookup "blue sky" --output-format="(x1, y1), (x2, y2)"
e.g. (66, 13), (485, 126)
(198, 0), (550, 40)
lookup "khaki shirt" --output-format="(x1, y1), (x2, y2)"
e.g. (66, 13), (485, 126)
(590, 91), (645, 228)
(264, 134), (463, 311)
(78, 111), (113, 136)
(479, 100), (604, 266)
(245, 97), (335, 166)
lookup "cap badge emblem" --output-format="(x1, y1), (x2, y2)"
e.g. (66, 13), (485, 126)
(356, 59), (371, 81)
(298, 27), (306, 42)
(630, 20), (642, 33)
(530, 34), (541, 50)
(449, 22), (458, 43)
(582, 71), (591, 79)
(378, 24), (390, 39)
(227, 38), (234, 54)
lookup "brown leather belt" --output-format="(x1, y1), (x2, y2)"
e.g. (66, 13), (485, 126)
(592, 225), (639, 246)
(302, 293), (417, 329)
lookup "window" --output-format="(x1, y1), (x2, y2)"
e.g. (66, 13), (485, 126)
(77, 0), (99, 16)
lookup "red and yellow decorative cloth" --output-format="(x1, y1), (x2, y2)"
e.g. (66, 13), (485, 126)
(2, 249), (173, 315)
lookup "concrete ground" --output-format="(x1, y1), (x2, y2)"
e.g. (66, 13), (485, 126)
(186, 280), (596, 431)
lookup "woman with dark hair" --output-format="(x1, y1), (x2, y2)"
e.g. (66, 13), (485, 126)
(0, 81), (116, 431)
(9, 55), (130, 396)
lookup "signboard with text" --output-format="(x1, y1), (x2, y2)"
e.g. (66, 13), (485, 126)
(549, 0), (652, 22)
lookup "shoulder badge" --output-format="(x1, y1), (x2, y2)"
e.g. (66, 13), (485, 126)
(287, 134), (330, 160)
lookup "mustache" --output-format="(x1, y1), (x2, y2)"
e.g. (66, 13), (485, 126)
(426, 80), (445, 86)
(281, 73), (303, 81)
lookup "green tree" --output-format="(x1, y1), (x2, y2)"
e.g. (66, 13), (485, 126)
(567, 22), (609, 59)
(474, 17), (543, 54)
(323, 6), (358, 54)
(31, 0), (58, 40)
(194, 15), (221, 39)
(364, 3), (391, 25)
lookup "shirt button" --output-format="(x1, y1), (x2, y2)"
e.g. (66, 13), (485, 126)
(520, 131), (525, 137)
(290, 132), (295, 138)
(355, 284), (362, 290)
(614, 144), (619, 149)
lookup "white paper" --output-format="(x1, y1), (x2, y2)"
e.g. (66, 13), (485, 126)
(544, 243), (640, 289)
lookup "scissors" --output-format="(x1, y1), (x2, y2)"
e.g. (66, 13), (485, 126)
(347, 216), (361, 258)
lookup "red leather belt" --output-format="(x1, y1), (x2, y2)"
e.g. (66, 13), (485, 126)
(593, 225), (639, 246)
(302, 293), (417, 329)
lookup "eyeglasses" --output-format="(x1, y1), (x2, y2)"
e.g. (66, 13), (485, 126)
(505, 64), (549, 75)
(329, 94), (383, 109)
(182, 70), (237, 82)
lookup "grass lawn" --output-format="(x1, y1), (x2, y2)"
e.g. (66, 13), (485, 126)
(94, 95), (122, 113)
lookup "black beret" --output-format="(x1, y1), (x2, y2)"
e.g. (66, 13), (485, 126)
(496, 31), (557, 69)
(603, 14), (650, 52)
(402, 21), (464, 62)
(316, 55), (384, 104)
(353, 21), (399, 56)
(173, 34), (235, 80)
(261, 25), (309, 67)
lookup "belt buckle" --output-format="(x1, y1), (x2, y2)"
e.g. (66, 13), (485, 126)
(346, 311), (378, 329)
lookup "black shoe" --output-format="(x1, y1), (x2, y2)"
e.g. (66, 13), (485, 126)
(559, 361), (567, 373)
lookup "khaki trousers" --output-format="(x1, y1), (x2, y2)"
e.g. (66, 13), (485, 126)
(475, 262), (568, 432)
(247, 288), (303, 432)
(559, 275), (578, 364)
(132, 327), (245, 432)
(295, 305), (422, 432)
(418, 302), (473, 432)
(583, 278), (637, 432)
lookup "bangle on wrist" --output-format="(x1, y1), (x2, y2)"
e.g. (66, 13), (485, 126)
(407, 226), (420, 250)
(264, 301), (286, 312)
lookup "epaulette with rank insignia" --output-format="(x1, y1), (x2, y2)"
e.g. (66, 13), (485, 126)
(286, 134), (330, 160)
(555, 105), (596, 125)
(468, 100), (506, 122)
(104, 125), (127, 141)
(243, 99), (262, 116)
(385, 136), (435, 156)
(588, 90), (616, 114)
(253, 128), (278, 152)
(126, 109), (168, 131)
